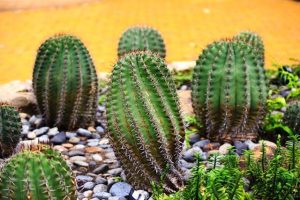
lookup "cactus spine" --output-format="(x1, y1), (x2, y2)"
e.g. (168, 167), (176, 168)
(283, 102), (300, 134)
(107, 52), (184, 192)
(0, 104), (21, 158)
(118, 26), (166, 58)
(32, 34), (98, 130)
(0, 146), (76, 200)
(191, 39), (268, 141)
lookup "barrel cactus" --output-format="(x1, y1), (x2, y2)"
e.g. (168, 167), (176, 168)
(32, 34), (98, 130)
(107, 52), (184, 192)
(283, 102), (300, 134)
(191, 39), (268, 142)
(0, 103), (21, 158)
(117, 26), (166, 58)
(0, 146), (76, 199)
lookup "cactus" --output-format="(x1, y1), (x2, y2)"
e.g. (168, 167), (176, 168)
(32, 34), (98, 130)
(0, 146), (76, 200)
(107, 52), (184, 192)
(283, 102), (300, 134)
(117, 26), (166, 58)
(191, 39), (268, 141)
(0, 103), (21, 158)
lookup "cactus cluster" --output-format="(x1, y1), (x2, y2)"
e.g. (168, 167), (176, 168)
(117, 26), (166, 58)
(0, 103), (21, 158)
(191, 36), (268, 141)
(283, 102), (300, 134)
(107, 52), (184, 192)
(0, 146), (76, 200)
(32, 34), (98, 131)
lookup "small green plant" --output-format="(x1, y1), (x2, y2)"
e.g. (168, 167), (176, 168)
(118, 26), (166, 58)
(171, 69), (193, 89)
(32, 34), (98, 130)
(276, 66), (298, 88)
(191, 38), (268, 141)
(0, 146), (76, 199)
(0, 103), (21, 158)
(107, 52), (185, 192)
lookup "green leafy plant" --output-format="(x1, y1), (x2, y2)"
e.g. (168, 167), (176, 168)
(283, 102), (300, 135)
(0, 146), (76, 199)
(117, 26), (166, 58)
(106, 52), (185, 192)
(0, 103), (21, 158)
(171, 69), (193, 89)
(191, 38), (268, 142)
(32, 34), (98, 130)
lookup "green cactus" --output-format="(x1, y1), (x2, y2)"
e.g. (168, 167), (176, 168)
(32, 34), (98, 130)
(117, 26), (166, 58)
(0, 146), (76, 200)
(191, 39), (268, 142)
(0, 103), (21, 158)
(107, 52), (184, 192)
(283, 102), (300, 134)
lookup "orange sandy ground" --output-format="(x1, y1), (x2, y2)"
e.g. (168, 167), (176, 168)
(0, 0), (300, 84)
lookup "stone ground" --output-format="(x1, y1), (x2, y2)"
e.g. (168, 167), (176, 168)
(1, 0), (300, 83)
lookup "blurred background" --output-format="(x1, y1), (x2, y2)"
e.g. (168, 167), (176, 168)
(0, 0), (299, 84)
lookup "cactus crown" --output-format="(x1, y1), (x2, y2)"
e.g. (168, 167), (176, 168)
(107, 52), (184, 192)
(117, 26), (166, 58)
(283, 102), (300, 134)
(32, 34), (98, 130)
(0, 103), (21, 158)
(0, 147), (76, 200)
(191, 39), (268, 141)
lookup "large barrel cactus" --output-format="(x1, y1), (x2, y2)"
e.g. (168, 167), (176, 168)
(191, 39), (268, 141)
(107, 52), (184, 192)
(0, 146), (76, 199)
(117, 26), (166, 58)
(0, 103), (21, 158)
(283, 102), (300, 134)
(234, 31), (264, 55)
(32, 34), (98, 130)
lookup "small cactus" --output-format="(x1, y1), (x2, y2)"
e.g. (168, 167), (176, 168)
(32, 34), (98, 130)
(117, 26), (166, 58)
(191, 39), (268, 141)
(283, 102), (300, 134)
(0, 146), (76, 200)
(0, 103), (21, 158)
(107, 52), (184, 192)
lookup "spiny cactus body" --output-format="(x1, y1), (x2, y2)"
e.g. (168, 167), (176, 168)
(33, 34), (98, 130)
(191, 39), (268, 141)
(283, 102), (300, 134)
(118, 26), (166, 58)
(0, 104), (21, 158)
(107, 52), (184, 192)
(0, 147), (76, 200)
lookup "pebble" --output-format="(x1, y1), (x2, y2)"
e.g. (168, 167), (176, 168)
(179, 159), (196, 169)
(109, 182), (133, 197)
(100, 138), (110, 145)
(50, 132), (66, 144)
(93, 192), (111, 199)
(92, 154), (103, 162)
(93, 184), (108, 193)
(131, 190), (149, 200)
(74, 160), (89, 167)
(83, 182), (95, 190)
(109, 197), (126, 200)
(83, 190), (93, 198)
(95, 176), (108, 184)
(78, 128), (92, 138)
(203, 142), (220, 151)
(188, 133), (201, 145)
(68, 150), (85, 157)
(29, 115), (37, 124)
(34, 118), (43, 127)
(66, 132), (77, 139)
(76, 175), (94, 184)
(22, 124), (30, 134)
(244, 140), (258, 150)
(234, 141), (248, 155)
(107, 168), (123, 176)
(38, 135), (49, 143)
(69, 137), (80, 144)
(183, 146), (204, 162)
(27, 131), (36, 139)
(193, 139), (210, 148)
(72, 144), (86, 150)
(219, 143), (232, 155)
(93, 164), (109, 174)
(48, 127), (59, 136)
(34, 127), (49, 136)
(96, 126), (105, 134)
(70, 156), (87, 162)
(86, 146), (103, 153)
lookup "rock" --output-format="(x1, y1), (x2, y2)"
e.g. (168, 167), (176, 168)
(131, 190), (149, 200)
(92, 154), (103, 162)
(72, 144), (86, 150)
(280, 88), (290, 97)
(47, 127), (59, 136)
(179, 159), (196, 169)
(34, 127), (49, 136)
(27, 131), (36, 139)
(252, 140), (277, 160)
(108, 197), (126, 200)
(183, 146), (203, 162)
(107, 168), (123, 176)
(203, 142), (220, 151)
(93, 164), (109, 174)
(83, 182), (95, 190)
(93, 184), (108, 193)
(70, 156), (87, 162)
(177, 90), (193, 115)
(34, 118), (43, 127)
(69, 137), (80, 144)
(88, 126), (96, 132)
(0, 80), (36, 113)
(62, 143), (73, 148)
(188, 133), (201, 145)
(77, 128), (92, 138)
(83, 190), (93, 198)
(96, 126), (105, 134)
(22, 124), (30, 135)
(95, 176), (108, 184)
(93, 192), (112, 199)
(50, 132), (66, 144)
(234, 141), (248, 155)
(66, 132), (77, 139)
(68, 150), (85, 157)
(38, 134), (49, 143)
(193, 139), (210, 148)
(85, 146), (103, 153)
(109, 182), (133, 197)
(218, 143), (232, 155)
(53, 145), (68, 152)
(74, 160), (89, 167)
(244, 140), (258, 150)
(76, 175), (93, 184)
